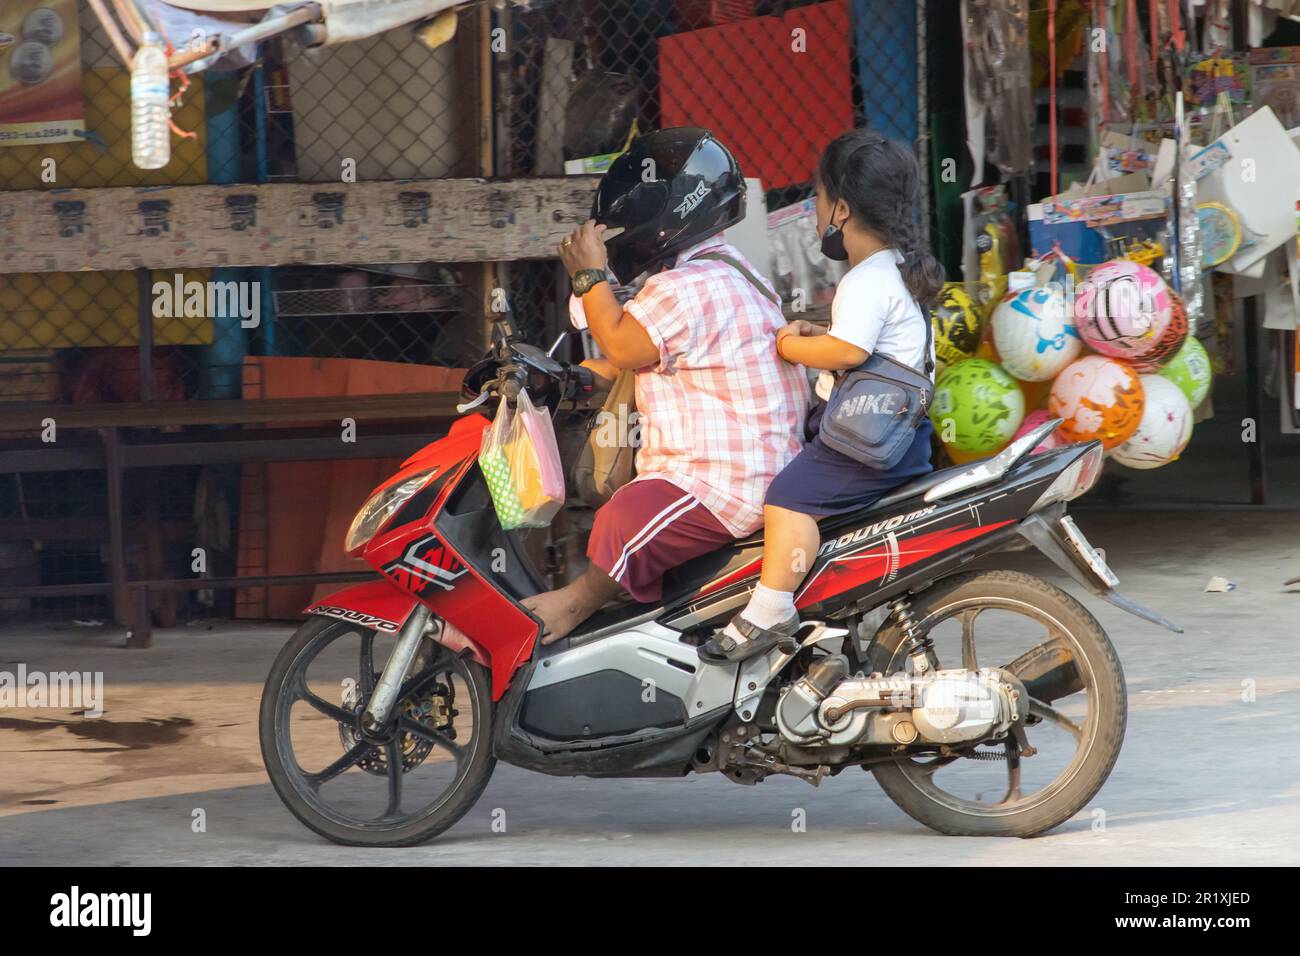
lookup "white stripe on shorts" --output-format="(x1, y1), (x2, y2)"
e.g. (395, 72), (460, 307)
(608, 493), (699, 582)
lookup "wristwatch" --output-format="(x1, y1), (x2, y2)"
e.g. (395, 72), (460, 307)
(571, 269), (608, 296)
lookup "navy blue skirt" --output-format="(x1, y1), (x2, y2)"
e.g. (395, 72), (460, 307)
(765, 403), (935, 517)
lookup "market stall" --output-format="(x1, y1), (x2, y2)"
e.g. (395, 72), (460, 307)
(925, 0), (1300, 505)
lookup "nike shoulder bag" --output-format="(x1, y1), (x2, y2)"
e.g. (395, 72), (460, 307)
(817, 306), (934, 470)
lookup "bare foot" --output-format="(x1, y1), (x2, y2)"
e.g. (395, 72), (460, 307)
(522, 585), (592, 645)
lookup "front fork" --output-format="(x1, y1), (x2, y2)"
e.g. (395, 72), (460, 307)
(361, 604), (437, 732)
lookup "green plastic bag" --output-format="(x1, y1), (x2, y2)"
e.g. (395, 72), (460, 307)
(478, 391), (564, 530)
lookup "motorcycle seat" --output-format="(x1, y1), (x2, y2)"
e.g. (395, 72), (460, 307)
(570, 458), (993, 638)
(658, 458), (987, 602)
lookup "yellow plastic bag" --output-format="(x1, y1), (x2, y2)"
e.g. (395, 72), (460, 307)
(479, 390), (564, 530)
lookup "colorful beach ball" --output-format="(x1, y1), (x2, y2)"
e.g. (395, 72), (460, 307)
(1074, 259), (1172, 360)
(992, 284), (1082, 382)
(1110, 375), (1194, 469)
(1159, 336), (1212, 408)
(1012, 408), (1065, 454)
(930, 359), (1026, 454)
(932, 283), (985, 375)
(1049, 355), (1145, 450)
(1130, 291), (1189, 373)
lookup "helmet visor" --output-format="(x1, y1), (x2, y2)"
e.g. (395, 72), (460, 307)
(593, 179), (669, 229)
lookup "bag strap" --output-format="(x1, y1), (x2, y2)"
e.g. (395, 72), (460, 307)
(837, 298), (935, 381)
(920, 299), (934, 376)
(687, 252), (781, 306)
(691, 249), (933, 379)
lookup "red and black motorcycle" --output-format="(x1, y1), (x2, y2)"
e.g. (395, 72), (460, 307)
(259, 336), (1180, 846)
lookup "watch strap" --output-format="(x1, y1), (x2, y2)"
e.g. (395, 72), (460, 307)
(572, 269), (608, 296)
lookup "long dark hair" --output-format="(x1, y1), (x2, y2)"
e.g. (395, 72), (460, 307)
(816, 128), (945, 307)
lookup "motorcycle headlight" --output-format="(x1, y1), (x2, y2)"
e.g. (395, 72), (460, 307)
(345, 467), (439, 553)
(1032, 444), (1104, 512)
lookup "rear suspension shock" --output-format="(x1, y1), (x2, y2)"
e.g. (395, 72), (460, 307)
(889, 596), (936, 674)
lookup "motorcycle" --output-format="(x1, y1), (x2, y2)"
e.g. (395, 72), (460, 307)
(259, 334), (1181, 846)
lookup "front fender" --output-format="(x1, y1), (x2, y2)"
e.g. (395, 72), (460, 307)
(304, 578), (492, 672)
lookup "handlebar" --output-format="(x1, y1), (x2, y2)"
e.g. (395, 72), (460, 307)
(457, 348), (596, 415)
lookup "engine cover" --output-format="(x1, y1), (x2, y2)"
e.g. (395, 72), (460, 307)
(907, 670), (1018, 743)
(777, 667), (1021, 747)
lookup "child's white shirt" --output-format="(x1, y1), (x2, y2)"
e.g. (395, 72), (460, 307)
(815, 247), (933, 401)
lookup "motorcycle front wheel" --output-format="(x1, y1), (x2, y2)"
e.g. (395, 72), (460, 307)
(259, 617), (495, 847)
(866, 569), (1126, 838)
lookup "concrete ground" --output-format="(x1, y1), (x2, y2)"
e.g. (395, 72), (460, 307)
(1, 511), (1298, 866)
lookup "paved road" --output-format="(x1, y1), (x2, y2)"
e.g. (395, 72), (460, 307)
(2, 512), (1298, 865)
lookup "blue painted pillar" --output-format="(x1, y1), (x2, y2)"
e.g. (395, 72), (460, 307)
(201, 70), (246, 399)
(853, 0), (919, 145)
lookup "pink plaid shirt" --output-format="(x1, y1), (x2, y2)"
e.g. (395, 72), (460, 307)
(574, 236), (809, 536)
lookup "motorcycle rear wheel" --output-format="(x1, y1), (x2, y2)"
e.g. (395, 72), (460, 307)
(259, 617), (496, 847)
(866, 569), (1126, 838)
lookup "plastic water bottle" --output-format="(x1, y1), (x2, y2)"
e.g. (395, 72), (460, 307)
(131, 32), (171, 170)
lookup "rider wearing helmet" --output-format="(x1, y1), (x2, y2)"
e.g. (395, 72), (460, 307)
(523, 128), (809, 643)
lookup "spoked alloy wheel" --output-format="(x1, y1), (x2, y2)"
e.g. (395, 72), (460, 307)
(866, 570), (1126, 837)
(259, 617), (495, 846)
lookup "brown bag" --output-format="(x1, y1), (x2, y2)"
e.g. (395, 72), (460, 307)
(572, 368), (637, 507)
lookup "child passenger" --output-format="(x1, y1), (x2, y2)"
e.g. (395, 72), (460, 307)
(700, 130), (944, 664)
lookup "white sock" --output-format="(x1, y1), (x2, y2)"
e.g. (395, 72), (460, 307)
(723, 583), (796, 642)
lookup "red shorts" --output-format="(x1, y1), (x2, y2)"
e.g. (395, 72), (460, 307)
(587, 479), (733, 604)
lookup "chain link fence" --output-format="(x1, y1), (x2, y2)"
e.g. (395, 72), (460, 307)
(496, 0), (925, 339)
(1, 0), (924, 402)
(1, 0), (924, 621)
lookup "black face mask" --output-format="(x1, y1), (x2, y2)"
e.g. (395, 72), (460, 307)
(820, 215), (849, 261)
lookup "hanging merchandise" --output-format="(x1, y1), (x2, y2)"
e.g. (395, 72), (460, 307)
(1030, 152), (1168, 264)
(1049, 355), (1145, 449)
(1196, 202), (1244, 267)
(962, 185), (1020, 302)
(767, 197), (847, 311)
(929, 358), (1026, 454)
(1172, 92), (1205, 335)
(992, 282), (1083, 382)
(1249, 47), (1300, 131)
(932, 283), (987, 375)
(563, 71), (642, 168)
(1116, 0), (1158, 122)
(1159, 336), (1214, 408)
(1195, 106), (1300, 276)
(1012, 407), (1066, 452)
(1201, 0), (1232, 54)
(1130, 290), (1190, 372)
(1096, 130), (1160, 181)
(479, 391), (565, 531)
(1187, 53), (1249, 110)
(962, 0), (1033, 182)
(1074, 259), (1174, 360)
(1110, 374), (1194, 469)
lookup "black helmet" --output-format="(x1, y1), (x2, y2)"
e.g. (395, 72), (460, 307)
(592, 127), (746, 283)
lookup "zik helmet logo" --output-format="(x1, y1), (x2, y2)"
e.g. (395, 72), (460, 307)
(674, 182), (711, 219)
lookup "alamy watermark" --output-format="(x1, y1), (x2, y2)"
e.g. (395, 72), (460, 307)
(0, 664), (103, 717)
(152, 273), (260, 328)
(50, 886), (150, 936)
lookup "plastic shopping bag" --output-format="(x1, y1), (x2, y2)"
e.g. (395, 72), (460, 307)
(479, 390), (565, 530)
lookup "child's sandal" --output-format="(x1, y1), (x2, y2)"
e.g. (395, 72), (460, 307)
(698, 613), (801, 665)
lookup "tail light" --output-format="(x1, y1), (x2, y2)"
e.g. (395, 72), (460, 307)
(1032, 443), (1104, 511)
